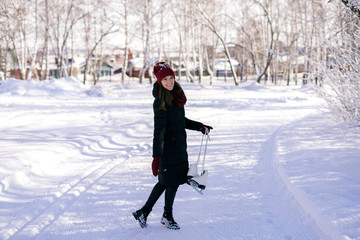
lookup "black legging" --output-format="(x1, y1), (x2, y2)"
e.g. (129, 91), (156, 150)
(144, 182), (179, 213)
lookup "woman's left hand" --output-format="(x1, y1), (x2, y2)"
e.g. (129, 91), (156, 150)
(152, 156), (161, 176)
(200, 124), (213, 135)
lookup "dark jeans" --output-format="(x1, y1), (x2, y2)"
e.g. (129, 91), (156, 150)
(143, 182), (179, 214)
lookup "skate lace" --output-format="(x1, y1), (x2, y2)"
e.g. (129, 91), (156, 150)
(139, 211), (148, 223)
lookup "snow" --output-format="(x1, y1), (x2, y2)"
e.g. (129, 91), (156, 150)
(0, 77), (359, 240)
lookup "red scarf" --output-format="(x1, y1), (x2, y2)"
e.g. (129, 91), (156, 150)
(172, 89), (187, 108)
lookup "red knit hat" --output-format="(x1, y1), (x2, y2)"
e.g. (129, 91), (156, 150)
(153, 62), (175, 84)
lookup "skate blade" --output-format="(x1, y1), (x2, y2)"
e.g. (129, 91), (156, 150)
(187, 180), (204, 195)
(187, 179), (206, 190)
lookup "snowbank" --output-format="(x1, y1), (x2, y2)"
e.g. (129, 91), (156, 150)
(0, 77), (89, 97)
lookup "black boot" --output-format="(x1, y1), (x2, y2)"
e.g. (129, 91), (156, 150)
(132, 206), (150, 228)
(160, 211), (180, 230)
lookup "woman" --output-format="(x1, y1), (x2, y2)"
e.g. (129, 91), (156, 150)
(132, 62), (212, 230)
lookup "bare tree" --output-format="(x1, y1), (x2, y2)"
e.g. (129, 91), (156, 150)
(44, 0), (49, 80)
(0, 0), (30, 80)
(26, 0), (39, 80)
(137, 0), (153, 84)
(122, 0), (130, 84)
(254, 0), (275, 84)
(331, 0), (360, 18)
(197, 3), (239, 85)
(47, 0), (88, 79)
(82, 5), (119, 84)
(184, 1), (195, 83)
(0, 3), (12, 80)
(170, 1), (184, 80)
(314, 1), (360, 122)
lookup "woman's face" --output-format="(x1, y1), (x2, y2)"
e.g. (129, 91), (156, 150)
(161, 75), (175, 91)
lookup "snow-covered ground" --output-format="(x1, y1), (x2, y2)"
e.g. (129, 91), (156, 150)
(0, 77), (359, 240)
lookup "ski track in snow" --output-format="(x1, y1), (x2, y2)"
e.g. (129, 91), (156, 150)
(0, 80), (354, 240)
(3, 156), (127, 239)
(262, 125), (340, 240)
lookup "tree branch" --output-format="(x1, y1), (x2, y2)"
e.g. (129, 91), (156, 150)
(329, 0), (360, 18)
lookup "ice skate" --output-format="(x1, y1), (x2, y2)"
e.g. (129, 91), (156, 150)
(132, 209), (148, 228)
(160, 212), (180, 230)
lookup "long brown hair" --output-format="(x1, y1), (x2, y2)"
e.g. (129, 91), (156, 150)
(159, 81), (183, 111)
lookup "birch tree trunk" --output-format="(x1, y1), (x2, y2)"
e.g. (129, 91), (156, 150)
(139, 0), (152, 84)
(9, 0), (28, 80)
(27, 0), (39, 80)
(171, 4), (183, 80)
(83, 6), (91, 84)
(122, 0), (129, 84)
(44, 0), (49, 80)
(204, 46), (213, 85)
(255, 0), (275, 84)
(198, 24), (204, 83)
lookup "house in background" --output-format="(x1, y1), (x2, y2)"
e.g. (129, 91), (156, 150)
(213, 58), (240, 77)
(120, 56), (158, 78)
(4, 47), (133, 80)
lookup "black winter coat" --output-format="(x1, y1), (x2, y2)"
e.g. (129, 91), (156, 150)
(152, 82), (202, 187)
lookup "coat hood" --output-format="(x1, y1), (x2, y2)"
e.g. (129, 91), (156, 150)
(152, 82), (160, 98)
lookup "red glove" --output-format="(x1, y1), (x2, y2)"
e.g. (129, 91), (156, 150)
(200, 124), (213, 135)
(152, 156), (161, 176)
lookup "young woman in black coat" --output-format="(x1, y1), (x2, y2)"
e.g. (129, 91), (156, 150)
(133, 62), (212, 230)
